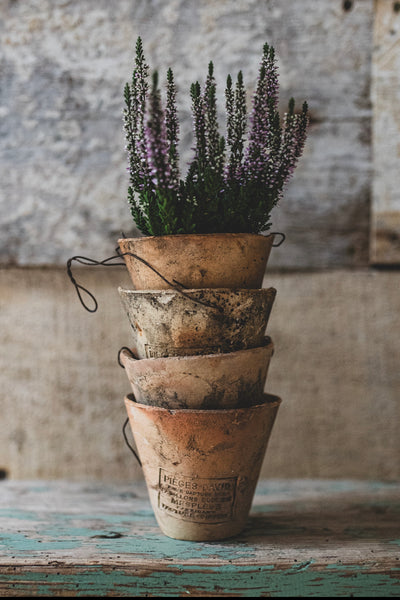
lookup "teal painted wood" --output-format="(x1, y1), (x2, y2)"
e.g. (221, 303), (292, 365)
(0, 479), (399, 597)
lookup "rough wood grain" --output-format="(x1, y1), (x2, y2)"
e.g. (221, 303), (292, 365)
(0, 480), (399, 596)
(370, 0), (400, 263)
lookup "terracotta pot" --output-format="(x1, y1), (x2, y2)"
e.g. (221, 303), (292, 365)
(119, 337), (274, 409)
(124, 393), (281, 541)
(118, 287), (277, 358)
(118, 233), (275, 290)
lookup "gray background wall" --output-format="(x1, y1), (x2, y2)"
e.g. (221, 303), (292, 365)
(1, 0), (399, 482)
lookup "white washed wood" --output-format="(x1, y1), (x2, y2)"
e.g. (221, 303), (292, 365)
(370, 0), (400, 263)
(0, 479), (399, 566)
(0, 0), (373, 268)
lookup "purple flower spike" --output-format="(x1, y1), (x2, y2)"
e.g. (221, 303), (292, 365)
(123, 37), (308, 236)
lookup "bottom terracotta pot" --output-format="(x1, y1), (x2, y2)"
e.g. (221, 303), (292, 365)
(124, 393), (281, 541)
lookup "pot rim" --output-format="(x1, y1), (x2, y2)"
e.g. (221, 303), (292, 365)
(120, 336), (273, 365)
(118, 232), (275, 244)
(118, 286), (277, 296)
(124, 392), (282, 415)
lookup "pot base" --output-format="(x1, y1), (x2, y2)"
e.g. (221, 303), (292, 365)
(155, 472), (255, 541)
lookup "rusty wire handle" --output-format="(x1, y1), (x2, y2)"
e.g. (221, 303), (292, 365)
(66, 254), (125, 312)
(118, 346), (136, 368)
(118, 348), (142, 467)
(66, 251), (222, 313)
(122, 418), (142, 468)
(269, 232), (286, 247)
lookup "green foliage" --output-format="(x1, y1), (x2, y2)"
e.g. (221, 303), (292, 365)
(123, 38), (309, 236)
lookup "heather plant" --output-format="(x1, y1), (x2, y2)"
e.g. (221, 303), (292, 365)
(123, 37), (309, 236)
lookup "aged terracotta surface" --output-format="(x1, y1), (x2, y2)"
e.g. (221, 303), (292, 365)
(118, 233), (274, 290)
(120, 337), (274, 409)
(124, 393), (281, 541)
(118, 287), (277, 358)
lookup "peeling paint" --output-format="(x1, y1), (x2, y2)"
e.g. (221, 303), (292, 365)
(1, 480), (400, 595)
(1, 564), (399, 597)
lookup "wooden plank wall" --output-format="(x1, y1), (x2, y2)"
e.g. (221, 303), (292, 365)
(370, 0), (400, 263)
(0, 0), (377, 269)
(2, 1), (399, 265)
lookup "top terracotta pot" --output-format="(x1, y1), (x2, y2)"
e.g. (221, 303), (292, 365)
(118, 233), (274, 290)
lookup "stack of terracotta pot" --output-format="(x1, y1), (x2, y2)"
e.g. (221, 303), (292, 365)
(117, 233), (281, 541)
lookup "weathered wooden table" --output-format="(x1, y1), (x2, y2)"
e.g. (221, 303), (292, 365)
(1, 479), (399, 596)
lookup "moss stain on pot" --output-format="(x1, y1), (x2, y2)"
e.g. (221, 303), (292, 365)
(118, 287), (276, 359)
